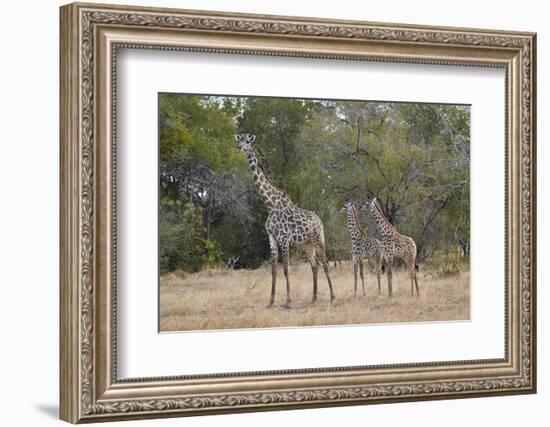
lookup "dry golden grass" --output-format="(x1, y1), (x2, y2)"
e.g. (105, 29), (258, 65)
(160, 261), (470, 332)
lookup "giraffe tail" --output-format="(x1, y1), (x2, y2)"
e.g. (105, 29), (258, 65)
(381, 264), (386, 274)
(318, 222), (326, 247)
(415, 264), (419, 272)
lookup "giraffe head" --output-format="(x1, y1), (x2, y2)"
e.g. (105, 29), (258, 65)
(338, 200), (354, 214)
(235, 132), (256, 152)
(359, 197), (377, 212)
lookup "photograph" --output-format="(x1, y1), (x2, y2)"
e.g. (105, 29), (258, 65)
(158, 93), (471, 332)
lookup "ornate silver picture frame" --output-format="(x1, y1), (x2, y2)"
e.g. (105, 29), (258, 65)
(60, 2), (536, 423)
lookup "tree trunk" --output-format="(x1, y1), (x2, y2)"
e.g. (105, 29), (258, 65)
(202, 204), (212, 241)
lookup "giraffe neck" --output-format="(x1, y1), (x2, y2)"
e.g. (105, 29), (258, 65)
(245, 147), (290, 210)
(369, 201), (397, 239)
(346, 205), (368, 241)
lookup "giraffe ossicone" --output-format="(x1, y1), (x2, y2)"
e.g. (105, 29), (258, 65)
(235, 132), (335, 307)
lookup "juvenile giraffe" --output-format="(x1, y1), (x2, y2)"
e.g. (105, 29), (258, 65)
(235, 132), (335, 308)
(360, 197), (419, 297)
(338, 200), (384, 296)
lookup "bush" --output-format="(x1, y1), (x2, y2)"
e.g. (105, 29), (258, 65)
(429, 248), (464, 277)
(159, 201), (222, 274)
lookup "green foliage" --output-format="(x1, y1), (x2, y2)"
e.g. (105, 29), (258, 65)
(159, 93), (470, 273)
(428, 248), (466, 277)
(159, 201), (214, 274)
(210, 215), (269, 269)
(160, 94), (246, 172)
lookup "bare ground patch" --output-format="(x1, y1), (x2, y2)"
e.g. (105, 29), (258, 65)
(159, 261), (470, 332)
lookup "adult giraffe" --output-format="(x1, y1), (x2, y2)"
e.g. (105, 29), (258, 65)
(235, 132), (335, 308)
(360, 197), (419, 297)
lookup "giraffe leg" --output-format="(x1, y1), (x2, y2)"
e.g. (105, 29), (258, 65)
(267, 235), (278, 308)
(359, 259), (366, 296)
(413, 262), (420, 296)
(282, 242), (291, 308)
(407, 258), (415, 297)
(386, 258), (394, 297)
(308, 249), (319, 303)
(316, 245), (335, 303)
(376, 256), (382, 295)
(409, 265), (414, 297)
(353, 260), (358, 297)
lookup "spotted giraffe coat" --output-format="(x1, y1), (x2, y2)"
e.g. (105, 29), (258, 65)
(340, 201), (384, 272)
(235, 132), (335, 305)
(361, 197), (419, 297)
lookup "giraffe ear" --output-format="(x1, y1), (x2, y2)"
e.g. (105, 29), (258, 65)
(234, 134), (240, 142)
(249, 134), (256, 143)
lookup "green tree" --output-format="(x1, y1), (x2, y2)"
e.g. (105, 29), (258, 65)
(159, 94), (470, 273)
